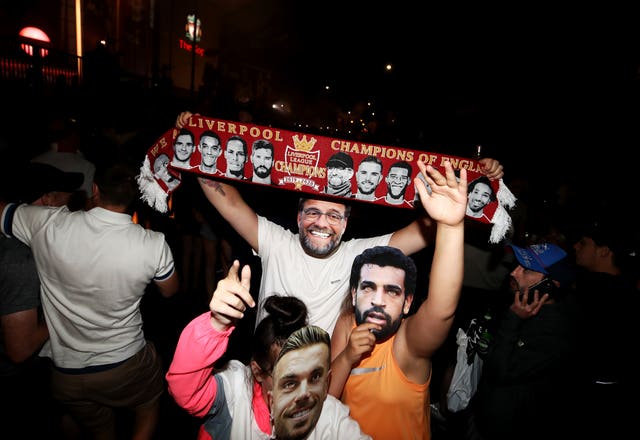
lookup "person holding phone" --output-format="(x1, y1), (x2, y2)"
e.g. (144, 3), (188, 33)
(507, 242), (575, 305)
(470, 242), (578, 440)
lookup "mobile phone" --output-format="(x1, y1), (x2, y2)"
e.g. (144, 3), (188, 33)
(526, 278), (556, 302)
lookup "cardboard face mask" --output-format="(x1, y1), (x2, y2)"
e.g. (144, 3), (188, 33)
(268, 325), (330, 440)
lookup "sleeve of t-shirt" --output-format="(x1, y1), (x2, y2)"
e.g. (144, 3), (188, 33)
(256, 215), (294, 259)
(153, 238), (176, 281)
(347, 233), (393, 254)
(2, 204), (62, 246)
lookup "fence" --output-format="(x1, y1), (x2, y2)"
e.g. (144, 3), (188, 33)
(0, 37), (81, 89)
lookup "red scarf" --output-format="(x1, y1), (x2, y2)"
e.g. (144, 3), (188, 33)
(138, 114), (515, 243)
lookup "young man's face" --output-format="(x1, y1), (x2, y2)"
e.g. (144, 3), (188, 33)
(356, 162), (382, 196)
(269, 343), (330, 440)
(251, 147), (273, 178)
(468, 182), (492, 213)
(353, 263), (411, 341)
(573, 236), (599, 271)
(297, 199), (347, 258)
(385, 167), (410, 199)
(225, 139), (248, 176)
(174, 134), (195, 162)
(199, 135), (221, 167)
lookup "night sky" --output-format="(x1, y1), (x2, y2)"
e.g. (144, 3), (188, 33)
(256, 2), (639, 182)
(3, 1), (638, 185)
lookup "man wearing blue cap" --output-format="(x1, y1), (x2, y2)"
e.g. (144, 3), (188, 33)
(508, 242), (576, 299)
(471, 242), (578, 440)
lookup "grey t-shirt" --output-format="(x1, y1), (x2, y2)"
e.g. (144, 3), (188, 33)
(0, 236), (42, 376)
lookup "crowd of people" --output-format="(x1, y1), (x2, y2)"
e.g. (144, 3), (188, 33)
(1, 103), (638, 440)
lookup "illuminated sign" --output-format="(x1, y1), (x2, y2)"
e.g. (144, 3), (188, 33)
(179, 14), (204, 57)
(19, 26), (50, 57)
(185, 14), (201, 43)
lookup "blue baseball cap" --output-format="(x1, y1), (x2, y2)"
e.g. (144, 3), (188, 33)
(509, 242), (576, 287)
(508, 243), (567, 274)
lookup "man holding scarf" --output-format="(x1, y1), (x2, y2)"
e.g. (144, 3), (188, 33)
(174, 112), (504, 336)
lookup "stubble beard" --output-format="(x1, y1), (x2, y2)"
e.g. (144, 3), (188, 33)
(299, 224), (342, 258)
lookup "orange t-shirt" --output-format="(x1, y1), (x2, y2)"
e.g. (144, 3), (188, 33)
(342, 334), (431, 440)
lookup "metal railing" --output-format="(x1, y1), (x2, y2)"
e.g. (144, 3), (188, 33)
(0, 37), (81, 89)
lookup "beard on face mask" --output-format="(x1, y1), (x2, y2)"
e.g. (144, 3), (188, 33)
(254, 165), (271, 178)
(355, 305), (403, 342)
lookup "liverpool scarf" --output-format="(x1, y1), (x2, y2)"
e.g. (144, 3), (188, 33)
(138, 114), (516, 243)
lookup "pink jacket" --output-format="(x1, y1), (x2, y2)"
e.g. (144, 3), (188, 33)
(165, 312), (271, 436)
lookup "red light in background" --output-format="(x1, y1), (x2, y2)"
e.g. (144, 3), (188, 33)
(19, 26), (50, 57)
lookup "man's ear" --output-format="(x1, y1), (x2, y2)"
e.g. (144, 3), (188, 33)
(341, 216), (349, 234)
(599, 245), (613, 259)
(351, 288), (357, 307)
(403, 294), (414, 315)
(267, 390), (274, 412)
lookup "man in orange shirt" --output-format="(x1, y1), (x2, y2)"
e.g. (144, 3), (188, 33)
(329, 160), (466, 439)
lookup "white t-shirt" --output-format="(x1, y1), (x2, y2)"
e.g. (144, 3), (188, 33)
(255, 215), (391, 334)
(3, 204), (175, 368)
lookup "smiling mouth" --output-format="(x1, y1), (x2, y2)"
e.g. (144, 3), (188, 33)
(310, 230), (331, 238)
(290, 408), (312, 419)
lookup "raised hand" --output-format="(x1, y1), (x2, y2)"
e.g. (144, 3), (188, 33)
(414, 160), (467, 227)
(510, 285), (549, 319)
(478, 158), (504, 181)
(176, 111), (195, 129)
(209, 260), (253, 332)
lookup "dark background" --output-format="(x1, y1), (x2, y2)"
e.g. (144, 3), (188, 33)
(276, 2), (640, 183)
(3, 1), (638, 191)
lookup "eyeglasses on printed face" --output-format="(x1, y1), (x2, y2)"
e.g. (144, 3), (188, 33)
(302, 208), (345, 225)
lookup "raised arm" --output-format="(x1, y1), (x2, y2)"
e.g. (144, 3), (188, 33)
(197, 177), (259, 251)
(166, 261), (253, 417)
(176, 111), (260, 251)
(401, 160), (466, 362)
(388, 216), (433, 255)
(389, 157), (502, 255)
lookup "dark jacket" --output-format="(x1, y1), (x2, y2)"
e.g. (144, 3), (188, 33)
(473, 302), (577, 440)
